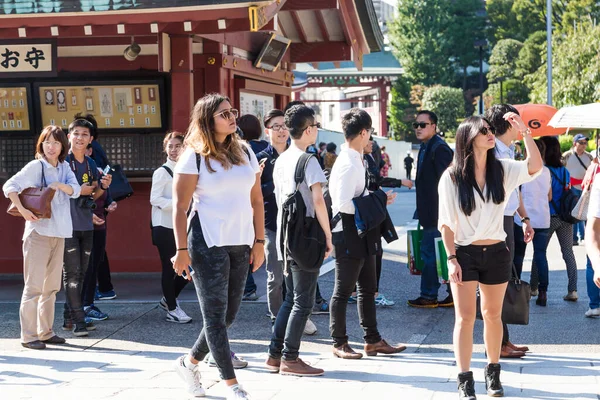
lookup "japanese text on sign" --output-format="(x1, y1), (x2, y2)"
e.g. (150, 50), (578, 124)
(0, 44), (53, 73)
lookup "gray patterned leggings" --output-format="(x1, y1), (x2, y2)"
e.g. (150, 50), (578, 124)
(188, 214), (250, 380)
(530, 216), (578, 293)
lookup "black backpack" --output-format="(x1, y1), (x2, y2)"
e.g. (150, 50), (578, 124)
(279, 153), (326, 271)
(549, 167), (581, 224)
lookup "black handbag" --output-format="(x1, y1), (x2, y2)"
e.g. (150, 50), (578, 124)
(108, 164), (133, 202)
(476, 264), (530, 325)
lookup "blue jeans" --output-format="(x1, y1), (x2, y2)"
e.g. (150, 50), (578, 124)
(586, 257), (600, 309)
(517, 227), (550, 291)
(269, 261), (319, 361)
(420, 228), (441, 300)
(572, 188), (585, 242)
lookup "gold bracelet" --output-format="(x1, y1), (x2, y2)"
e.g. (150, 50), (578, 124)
(521, 128), (532, 136)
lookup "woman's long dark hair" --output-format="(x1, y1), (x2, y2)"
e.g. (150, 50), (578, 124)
(449, 116), (505, 216)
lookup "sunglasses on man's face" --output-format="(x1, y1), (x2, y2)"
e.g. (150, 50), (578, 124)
(577, 141), (588, 145)
(413, 122), (432, 129)
(479, 126), (496, 136)
(307, 122), (321, 129)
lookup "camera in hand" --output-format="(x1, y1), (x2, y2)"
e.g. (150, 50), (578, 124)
(77, 196), (97, 210)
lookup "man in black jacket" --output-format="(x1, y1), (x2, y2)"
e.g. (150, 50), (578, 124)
(408, 111), (454, 308)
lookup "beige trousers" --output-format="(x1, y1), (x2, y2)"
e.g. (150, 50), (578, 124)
(21, 230), (65, 343)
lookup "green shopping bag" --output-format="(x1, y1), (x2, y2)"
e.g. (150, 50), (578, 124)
(435, 237), (449, 282)
(407, 224), (423, 275)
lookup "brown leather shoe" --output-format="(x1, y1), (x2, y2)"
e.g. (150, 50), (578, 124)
(333, 343), (363, 359)
(364, 339), (406, 356)
(506, 340), (529, 352)
(42, 335), (66, 344)
(280, 358), (324, 377)
(21, 340), (46, 350)
(265, 356), (281, 373)
(500, 344), (525, 358)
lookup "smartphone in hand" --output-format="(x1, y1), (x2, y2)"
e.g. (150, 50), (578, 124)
(182, 265), (195, 279)
(103, 165), (111, 175)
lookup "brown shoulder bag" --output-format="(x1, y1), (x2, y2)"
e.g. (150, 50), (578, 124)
(7, 160), (56, 219)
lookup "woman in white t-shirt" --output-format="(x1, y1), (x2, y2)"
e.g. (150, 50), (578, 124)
(438, 114), (542, 399)
(150, 131), (191, 323)
(171, 94), (264, 400)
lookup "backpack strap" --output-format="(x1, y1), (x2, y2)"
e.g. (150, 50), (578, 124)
(548, 167), (567, 188)
(294, 153), (315, 186)
(195, 145), (251, 174)
(162, 165), (174, 178)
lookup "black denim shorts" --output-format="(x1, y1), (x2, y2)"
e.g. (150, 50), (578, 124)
(455, 242), (511, 285)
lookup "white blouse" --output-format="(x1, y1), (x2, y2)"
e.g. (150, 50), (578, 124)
(438, 159), (540, 246)
(150, 158), (177, 229)
(513, 166), (551, 230)
(175, 144), (260, 248)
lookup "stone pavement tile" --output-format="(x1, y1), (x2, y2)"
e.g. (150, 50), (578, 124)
(363, 382), (438, 400)
(520, 383), (600, 400)
(266, 380), (367, 400)
(520, 366), (599, 384)
(1, 385), (120, 400)
(105, 388), (191, 400)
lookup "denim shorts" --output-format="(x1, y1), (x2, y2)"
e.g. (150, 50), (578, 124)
(455, 242), (511, 285)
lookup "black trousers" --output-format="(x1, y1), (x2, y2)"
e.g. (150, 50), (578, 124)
(97, 250), (113, 293)
(329, 245), (381, 347)
(82, 229), (106, 307)
(152, 226), (189, 311)
(502, 215), (515, 346)
(63, 230), (93, 325)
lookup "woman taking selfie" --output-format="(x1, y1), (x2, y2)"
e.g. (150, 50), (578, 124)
(171, 93), (264, 400)
(3, 126), (81, 350)
(438, 114), (542, 399)
(150, 131), (191, 323)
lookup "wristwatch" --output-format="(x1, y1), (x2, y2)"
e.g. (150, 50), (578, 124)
(521, 128), (532, 136)
(521, 217), (530, 223)
(255, 239), (265, 244)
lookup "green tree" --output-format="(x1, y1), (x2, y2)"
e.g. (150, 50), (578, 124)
(515, 31), (546, 79)
(389, 76), (416, 141)
(484, 79), (529, 106)
(487, 39), (523, 83)
(529, 20), (600, 107)
(486, 0), (541, 44)
(421, 86), (464, 136)
(388, 0), (486, 87)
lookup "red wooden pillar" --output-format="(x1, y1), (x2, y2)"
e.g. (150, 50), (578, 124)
(170, 35), (194, 133)
(379, 82), (389, 137)
(202, 40), (230, 102)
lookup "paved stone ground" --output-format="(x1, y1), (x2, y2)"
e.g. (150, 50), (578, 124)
(1, 186), (600, 399)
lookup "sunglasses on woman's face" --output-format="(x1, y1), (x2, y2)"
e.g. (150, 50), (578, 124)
(213, 108), (239, 121)
(479, 126), (496, 136)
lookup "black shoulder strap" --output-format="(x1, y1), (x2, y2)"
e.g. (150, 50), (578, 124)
(39, 160), (47, 187)
(242, 145), (250, 160)
(574, 153), (589, 171)
(162, 165), (174, 177)
(196, 152), (201, 173)
(294, 153), (315, 185)
(548, 167), (566, 187)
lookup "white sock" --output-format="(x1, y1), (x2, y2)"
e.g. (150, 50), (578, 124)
(183, 356), (196, 370)
(228, 384), (240, 392)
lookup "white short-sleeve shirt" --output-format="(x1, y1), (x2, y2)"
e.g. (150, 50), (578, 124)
(175, 144), (260, 248)
(273, 145), (327, 260)
(438, 159), (541, 246)
(513, 166), (551, 229)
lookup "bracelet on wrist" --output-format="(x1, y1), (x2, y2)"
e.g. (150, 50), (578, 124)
(521, 128), (532, 136)
(447, 255), (457, 261)
(176, 248), (188, 252)
(521, 217), (530, 223)
(255, 239), (265, 244)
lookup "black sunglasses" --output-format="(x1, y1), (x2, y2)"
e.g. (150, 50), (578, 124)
(307, 122), (321, 129)
(412, 122), (432, 129)
(479, 126), (495, 136)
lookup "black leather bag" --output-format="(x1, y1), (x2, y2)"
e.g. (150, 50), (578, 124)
(108, 164), (133, 202)
(476, 265), (530, 325)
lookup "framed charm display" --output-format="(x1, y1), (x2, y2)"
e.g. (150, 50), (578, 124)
(35, 79), (166, 133)
(0, 83), (33, 134)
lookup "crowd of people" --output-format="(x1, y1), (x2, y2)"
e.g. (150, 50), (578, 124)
(5, 95), (600, 400)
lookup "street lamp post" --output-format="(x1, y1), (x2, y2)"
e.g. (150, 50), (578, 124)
(547, 0), (553, 105)
(474, 39), (487, 115)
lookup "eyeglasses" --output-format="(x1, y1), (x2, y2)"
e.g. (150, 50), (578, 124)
(42, 141), (62, 147)
(412, 122), (432, 129)
(268, 124), (288, 132)
(366, 128), (374, 135)
(213, 108), (239, 120)
(479, 126), (495, 136)
(577, 141), (588, 145)
(307, 122), (321, 129)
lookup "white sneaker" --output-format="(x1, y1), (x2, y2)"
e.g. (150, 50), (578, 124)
(167, 306), (192, 324)
(159, 297), (180, 312)
(174, 355), (205, 397)
(227, 384), (251, 400)
(585, 308), (600, 318)
(304, 318), (317, 335)
(204, 351), (248, 369)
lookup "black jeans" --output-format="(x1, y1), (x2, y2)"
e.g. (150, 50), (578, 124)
(63, 230), (94, 324)
(329, 245), (381, 347)
(244, 264), (257, 294)
(82, 229), (106, 307)
(188, 214), (250, 380)
(269, 261), (320, 361)
(97, 250), (113, 292)
(153, 226), (189, 310)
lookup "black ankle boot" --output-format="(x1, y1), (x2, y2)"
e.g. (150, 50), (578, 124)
(457, 371), (477, 399)
(484, 363), (504, 397)
(536, 290), (547, 307)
